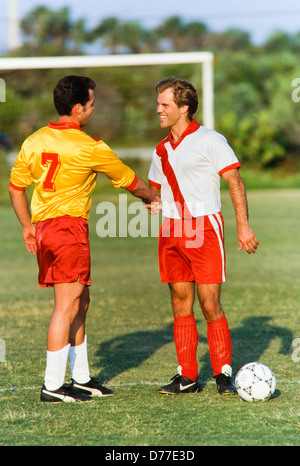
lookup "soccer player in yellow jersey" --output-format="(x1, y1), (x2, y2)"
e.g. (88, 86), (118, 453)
(9, 75), (160, 402)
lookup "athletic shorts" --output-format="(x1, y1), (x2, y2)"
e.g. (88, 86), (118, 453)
(36, 216), (91, 288)
(158, 213), (226, 284)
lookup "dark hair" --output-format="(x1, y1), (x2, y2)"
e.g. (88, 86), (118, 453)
(53, 75), (96, 116)
(156, 77), (198, 120)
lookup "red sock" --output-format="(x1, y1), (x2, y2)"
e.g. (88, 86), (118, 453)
(173, 314), (198, 381)
(206, 314), (232, 377)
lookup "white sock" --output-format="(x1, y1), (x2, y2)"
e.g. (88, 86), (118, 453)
(44, 344), (70, 391)
(69, 335), (90, 384)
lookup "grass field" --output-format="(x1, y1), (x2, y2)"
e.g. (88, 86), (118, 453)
(0, 182), (299, 447)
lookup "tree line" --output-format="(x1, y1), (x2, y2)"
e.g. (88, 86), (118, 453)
(14, 6), (300, 56)
(1, 6), (300, 171)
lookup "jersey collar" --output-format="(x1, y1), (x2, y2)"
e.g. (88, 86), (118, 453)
(167, 119), (200, 150)
(48, 120), (83, 131)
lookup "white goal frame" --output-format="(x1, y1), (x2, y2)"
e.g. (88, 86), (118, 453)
(0, 51), (214, 128)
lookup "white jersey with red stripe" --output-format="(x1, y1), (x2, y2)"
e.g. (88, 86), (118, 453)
(148, 120), (241, 219)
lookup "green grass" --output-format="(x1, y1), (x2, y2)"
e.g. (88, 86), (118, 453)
(0, 186), (299, 446)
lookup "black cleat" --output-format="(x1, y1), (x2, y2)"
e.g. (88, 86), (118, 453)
(40, 383), (93, 403)
(158, 374), (200, 395)
(70, 377), (114, 396)
(215, 373), (237, 395)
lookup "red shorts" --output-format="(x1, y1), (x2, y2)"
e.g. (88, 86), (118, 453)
(158, 213), (226, 284)
(36, 216), (91, 288)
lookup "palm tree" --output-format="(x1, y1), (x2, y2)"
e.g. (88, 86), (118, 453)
(20, 6), (87, 52)
(89, 17), (122, 54)
(90, 17), (157, 54)
(155, 16), (208, 52)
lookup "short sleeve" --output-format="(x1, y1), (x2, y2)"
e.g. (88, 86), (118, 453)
(206, 132), (241, 176)
(91, 141), (136, 189)
(10, 144), (34, 190)
(148, 149), (162, 188)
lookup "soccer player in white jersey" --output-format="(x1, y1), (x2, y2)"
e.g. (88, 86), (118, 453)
(148, 77), (259, 395)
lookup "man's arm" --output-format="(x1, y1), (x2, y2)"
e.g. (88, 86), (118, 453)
(222, 169), (259, 254)
(143, 184), (161, 215)
(8, 186), (37, 255)
(130, 177), (161, 214)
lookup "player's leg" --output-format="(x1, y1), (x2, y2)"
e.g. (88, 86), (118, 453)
(47, 280), (86, 351)
(67, 285), (114, 397)
(158, 282), (200, 394)
(157, 220), (200, 394)
(41, 280), (93, 402)
(69, 285), (90, 347)
(169, 281), (195, 317)
(44, 281), (86, 390)
(197, 283), (236, 394)
(196, 283), (224, 321)
(68, 285), (90, 384)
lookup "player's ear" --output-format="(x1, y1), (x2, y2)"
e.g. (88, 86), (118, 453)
(180, 105), (189, 115)
(72, 103), (82, 117)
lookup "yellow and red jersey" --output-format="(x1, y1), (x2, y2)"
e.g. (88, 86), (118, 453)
(10, 121), (137, 223)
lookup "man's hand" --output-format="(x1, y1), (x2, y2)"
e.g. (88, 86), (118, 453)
(143, 195), (162, 215)
(23, 225), (37, 255)
(237, 225), (259, 254)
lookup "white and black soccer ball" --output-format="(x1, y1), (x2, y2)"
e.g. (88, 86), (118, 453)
(235, 362), (276, 402)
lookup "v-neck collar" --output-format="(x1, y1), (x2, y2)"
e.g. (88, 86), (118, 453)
(167, 119), (200, 150)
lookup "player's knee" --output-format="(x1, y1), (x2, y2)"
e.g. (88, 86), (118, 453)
(199, 297), (222, 321)
(171, 296), (194, 316)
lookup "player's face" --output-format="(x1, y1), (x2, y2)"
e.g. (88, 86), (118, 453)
(79, 89), (95, 127)
(156, 88), (186, 129)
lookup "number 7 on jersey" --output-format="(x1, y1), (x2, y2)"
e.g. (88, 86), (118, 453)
(42, 152), (61, 191)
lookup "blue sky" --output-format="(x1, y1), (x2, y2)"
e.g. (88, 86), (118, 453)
(1, 0), (300, 52)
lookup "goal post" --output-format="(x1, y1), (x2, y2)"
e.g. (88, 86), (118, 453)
(0, 52), (214, 128)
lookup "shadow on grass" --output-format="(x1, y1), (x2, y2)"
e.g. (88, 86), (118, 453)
(94, 316), (292, 394)
(94, 323), (174, 382)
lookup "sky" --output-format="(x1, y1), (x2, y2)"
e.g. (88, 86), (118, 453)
(1, 0), (300, 53)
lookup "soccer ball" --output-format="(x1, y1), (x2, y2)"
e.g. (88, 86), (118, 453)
(235, 362), (276, 402)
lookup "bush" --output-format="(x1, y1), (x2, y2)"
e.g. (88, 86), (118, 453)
(218, 111), (285, 167)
